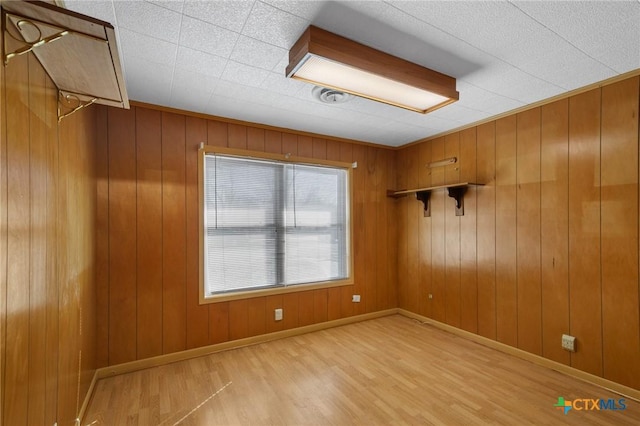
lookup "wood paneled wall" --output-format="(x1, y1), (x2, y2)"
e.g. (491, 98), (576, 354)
(397, 76), (640, 390)
(0, 44), (98, 426)
(95, 105), (398, 367)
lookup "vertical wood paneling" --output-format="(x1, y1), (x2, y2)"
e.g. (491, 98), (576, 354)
(79, 105), (98, 407)
(516, 108), (542, 355)
(568, 89), (602, 376)
(364, 147), (379, 313)
(326, 140), (340, 161)
(298, 135), (312, 157)
(396, 148), (409, 310)
(314, 289), (328, 323)
(228, 123), (247, 150)
(247, 127), (265, 151)
(94, 106), (109, 369)
(406, 145), (421, 315)
(247, 298), (267, 337)
(495, 115), (518, 346)
(207, 121), (228, 147)
(298, 291), (315, 326)
(540, 99), (570, 365)
(28, 53), (47, 426)
(352, 144), (367, 316)
(209, 302), (229, 344)
(228, 299), (249, 340)
(136, 108), (163, 359)
(57, 112), (72, 426)
(376, 148), (390, 311)
(265, 130), (282, 154)
(387, 150), (398, 309)
(417, 142), (431, 317)
(265, 295), (284, 333)
(444, 132), (461, 327)
(161, 112), (187, 354)
(283, 293), (300, 330)
(601, 77), (640, 389)
(44, 75), (60, 424)
(186, 117), (209, 349)
(341, 143), (355, 318)
(282, 133), (297, 156)
(108, 107), (137, 364)
(459, 127), (478, 333)
(0, 29), (5, 426)
(476, 122), (497, 340)
(4, 46), (30, 426)
(430, 137), (446, 322)
(327, 287), (342, 321)
(312, 137), (327, 159)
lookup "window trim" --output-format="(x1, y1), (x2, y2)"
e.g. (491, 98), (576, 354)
(198, 145), (354, 304)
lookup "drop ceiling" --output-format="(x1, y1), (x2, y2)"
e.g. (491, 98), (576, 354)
(60, 0), (640, 147)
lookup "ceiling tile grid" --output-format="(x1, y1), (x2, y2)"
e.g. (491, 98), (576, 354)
(61, 0), (640, 147)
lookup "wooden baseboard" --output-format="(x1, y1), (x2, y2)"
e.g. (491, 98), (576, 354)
(397, 309), (640, 402)
(96, 309), (398, 379)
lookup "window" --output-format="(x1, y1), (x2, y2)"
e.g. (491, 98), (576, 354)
(200, 147), (352, 301)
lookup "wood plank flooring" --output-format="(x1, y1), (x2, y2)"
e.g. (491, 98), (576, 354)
(83, 315), (639, 425)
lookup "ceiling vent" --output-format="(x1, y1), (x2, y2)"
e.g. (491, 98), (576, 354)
(312, 86), (352, 104)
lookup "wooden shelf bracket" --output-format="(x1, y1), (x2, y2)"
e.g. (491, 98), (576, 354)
(416, 191), (431, 217)
(446, 186), (467, 216)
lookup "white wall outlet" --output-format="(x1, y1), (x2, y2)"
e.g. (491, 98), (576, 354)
(562, 334), (576, 352)
(352, 294), (361, 302)
(274, 308), (283, 321)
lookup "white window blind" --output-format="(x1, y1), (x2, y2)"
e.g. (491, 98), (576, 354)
(203, 153), (349, 296)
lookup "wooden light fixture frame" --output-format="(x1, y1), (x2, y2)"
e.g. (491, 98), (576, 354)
(286, 25), (459, 114)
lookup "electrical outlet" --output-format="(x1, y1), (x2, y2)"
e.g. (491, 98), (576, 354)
(562, 334), (576, 352)
(352, 294), (361, 302)
(274, 308), (283, 321)
(428, 293), (433, 299)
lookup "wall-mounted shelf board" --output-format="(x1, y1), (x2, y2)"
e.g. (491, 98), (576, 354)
(2, 0), (129, 120)
(387, 182), (483, 216)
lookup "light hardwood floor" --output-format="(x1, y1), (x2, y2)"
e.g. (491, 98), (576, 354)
(84, 315), (639, 425)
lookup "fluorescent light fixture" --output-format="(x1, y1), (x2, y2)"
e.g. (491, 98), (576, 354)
(286, 26), (459, 114)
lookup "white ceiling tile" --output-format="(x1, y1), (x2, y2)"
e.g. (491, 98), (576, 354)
(63, 1), (117, 24)
(513, 1), (640, 73)
(114, 1), (182, 43)
(518, 50), (615, 92)
(180, 16), (239, 58)
(456, 81), (526, 115)
(229, 36), (288, 70)
(61, 0), (640, 147)
(183, 0), (254, 32)
(124, 57), (173, 106)
(170, 69), (216, 111)
(220, 61), (270, 87)
(262, 72), (307, 97)
(482, 68), (564, 104)
(261, 0), (325, 20)
(242, 1), (309, 48)
(172, 68), (218, 94)
(175, 47), (228, 78)
(146, 1), (185, 13)
(118, 28), (177, 66)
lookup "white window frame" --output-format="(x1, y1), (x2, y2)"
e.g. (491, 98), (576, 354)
(198, 145), (354, 303)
